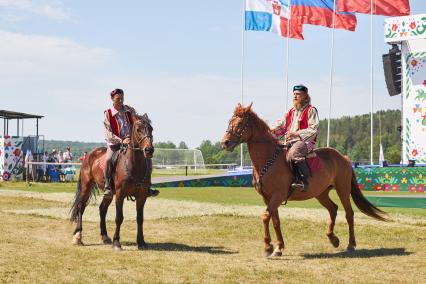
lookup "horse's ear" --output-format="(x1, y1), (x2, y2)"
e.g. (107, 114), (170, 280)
(247, 102), (253, 111)
(236, 103), (242, 109)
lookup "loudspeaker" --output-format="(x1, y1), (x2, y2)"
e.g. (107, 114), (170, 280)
(382, 44), (402, 97)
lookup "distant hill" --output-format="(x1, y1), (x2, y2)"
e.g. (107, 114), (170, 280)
(316, 109), (401, 164)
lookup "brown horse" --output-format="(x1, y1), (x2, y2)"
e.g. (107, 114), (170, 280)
(70, 114), (154, 250)
(221, 103), (388, 257)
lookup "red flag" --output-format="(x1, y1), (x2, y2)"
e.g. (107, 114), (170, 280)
(337, 0), (410, 16)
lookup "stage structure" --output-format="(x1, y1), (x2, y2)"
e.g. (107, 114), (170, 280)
(384, 14), (426, 164)
(0, 110), (44, 181)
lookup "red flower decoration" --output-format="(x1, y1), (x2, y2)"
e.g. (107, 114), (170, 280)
(13, 149), (21, 157)
(410, 22), (416, 29)
(412, 149), (418, 157)
(409, 185), (416, 192)
(375, 184), (382, 191)
(2, 171), (11, 181)
(383, 184), (391, 192)
(391, 184), (399, 191)
(417, 184), (425, 193)
(358, 184), (363, 191)
(392, 24), (398, 31)
(411, 59), (418, 67)
(423, 80), (426, 88)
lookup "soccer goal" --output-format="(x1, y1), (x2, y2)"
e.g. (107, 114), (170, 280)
(153, 148), (206, 174)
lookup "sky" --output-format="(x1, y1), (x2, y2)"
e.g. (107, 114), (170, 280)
(0, 0), (425, 148)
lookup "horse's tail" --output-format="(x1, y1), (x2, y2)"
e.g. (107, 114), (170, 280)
(350, 168), (389, 222)
(69, 173), (82, 222)
(69, 172), (96, 222)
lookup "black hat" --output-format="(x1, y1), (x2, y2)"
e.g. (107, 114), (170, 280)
(110, 88), (124, 98)
(293, 84), (308, 92)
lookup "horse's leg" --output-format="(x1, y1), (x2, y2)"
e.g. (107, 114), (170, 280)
(270, 208), (285, 257)
(99, 196), (113, 244)
(261, 208), (273, 257)
(335, 181), (356, 251)
(112, 194), (125, 251)
(316, 190), (340, 248)
(72, 180), (92, 246)
(136, 196), (148, 250)
(267, 193), (287, 257)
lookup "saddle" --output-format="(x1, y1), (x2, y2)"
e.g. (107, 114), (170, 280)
(286, 149), (323, 176)
(99, 147), (121, 171)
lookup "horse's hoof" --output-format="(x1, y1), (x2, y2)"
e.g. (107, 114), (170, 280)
(329, 236), (340, 248)
(112, 240), (122, 251)
(113, 245), (122, 251)
(72, 232), (83, 246)
(138, 243), (148, 250)
(72, 238), (84, 246)
(100, 235), (112, 245)
(263, 246), (274, 257)
(269, 251), (283, 257)
(346, 245), (356, 252)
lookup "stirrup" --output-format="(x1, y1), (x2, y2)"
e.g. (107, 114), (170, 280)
(148, 188), (159, 197)
(291, 182), (305, 192)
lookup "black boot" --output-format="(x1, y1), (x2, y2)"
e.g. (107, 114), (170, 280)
(291, 160), (310, 192)
(104, 161), (114, 199)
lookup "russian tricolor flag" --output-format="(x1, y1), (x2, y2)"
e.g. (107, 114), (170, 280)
(292, 0), (357, 31)
(245, 0), (304, 40)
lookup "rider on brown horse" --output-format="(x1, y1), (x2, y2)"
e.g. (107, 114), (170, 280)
(103, 88), (159, 199)
(271, 84), (319, 192)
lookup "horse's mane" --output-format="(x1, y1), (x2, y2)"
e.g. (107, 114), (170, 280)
(135, 113), (152, 127)
(234, 105), (275, 139)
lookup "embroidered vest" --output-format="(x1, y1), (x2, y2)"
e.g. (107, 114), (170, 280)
(105, 105), (134, 137)
(284, 105), (314, 132)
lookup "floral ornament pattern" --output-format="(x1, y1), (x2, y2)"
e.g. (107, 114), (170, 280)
(355, 167), (425, 193)
(0, 137), (24, 181)
(385, 16), (426, 41)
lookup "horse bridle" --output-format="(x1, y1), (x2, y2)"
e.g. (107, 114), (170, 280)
(226, 114), (251, 143)
(129, 122), (153, 151)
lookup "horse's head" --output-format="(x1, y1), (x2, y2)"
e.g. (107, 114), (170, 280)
(221, 103), (253, 151)
(131, 114), (154, 158)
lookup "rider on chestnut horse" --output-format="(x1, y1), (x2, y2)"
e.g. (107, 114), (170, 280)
(271, 84), (319, 192)
(103, 88), (159, 199)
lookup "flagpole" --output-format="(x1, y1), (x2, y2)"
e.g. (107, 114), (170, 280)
(240, 0), (246, 169)
(326, 0), (337, 147)
(285, 1), (291, 112)
(370, 0), (374, 165)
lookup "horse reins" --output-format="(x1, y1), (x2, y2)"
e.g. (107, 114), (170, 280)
(228, 113), (294, 205)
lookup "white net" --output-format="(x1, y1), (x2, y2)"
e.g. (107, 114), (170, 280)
(153, 148), (206, 172)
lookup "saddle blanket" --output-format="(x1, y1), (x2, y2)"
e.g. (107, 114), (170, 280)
(307, 153), (322, 174)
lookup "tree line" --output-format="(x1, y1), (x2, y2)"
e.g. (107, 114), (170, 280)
(42, 109), (402, 164)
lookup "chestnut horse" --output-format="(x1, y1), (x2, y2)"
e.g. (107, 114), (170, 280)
(221, 104), (387, 257)
(70, 114), (154, 250)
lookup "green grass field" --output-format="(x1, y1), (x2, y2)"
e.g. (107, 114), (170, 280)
(0, 182), (425, 283)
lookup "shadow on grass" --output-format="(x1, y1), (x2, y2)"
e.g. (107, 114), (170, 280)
(303, 248), (411, 259)
(120, 241), (238, 255)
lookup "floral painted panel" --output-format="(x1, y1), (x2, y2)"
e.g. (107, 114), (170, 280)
(402, 51), (426, 163)
(354, 167), (424, 192)
(385, 14), (426, 43)
(0, 136), (24, 181)
(154, 168), (425, 193)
